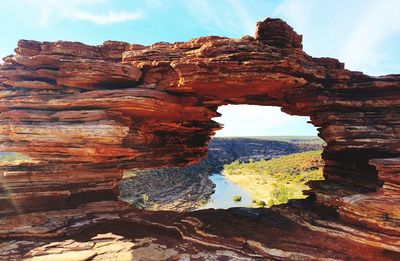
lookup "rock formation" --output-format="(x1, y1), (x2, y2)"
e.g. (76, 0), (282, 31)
(0, 18), (399, 259)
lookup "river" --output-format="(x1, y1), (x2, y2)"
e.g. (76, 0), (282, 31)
(198, 173), (253, 209)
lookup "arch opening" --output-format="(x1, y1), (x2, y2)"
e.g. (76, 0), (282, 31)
(120, 105), (325, 211)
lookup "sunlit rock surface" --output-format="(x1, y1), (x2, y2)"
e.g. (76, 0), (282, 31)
(0, 18), (399, 259)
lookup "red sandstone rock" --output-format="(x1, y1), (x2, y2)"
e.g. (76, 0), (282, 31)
(255, 18), (303, 48)
(0, 18), (399, 259)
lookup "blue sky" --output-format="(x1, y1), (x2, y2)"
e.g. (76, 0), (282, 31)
(1, 0), (399, 136)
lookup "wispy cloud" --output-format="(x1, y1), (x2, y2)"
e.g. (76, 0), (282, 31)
(24, 0), (144, 26)
(339, 1), (400, 72)
(184, 0), (256, 35)
(70, 10), (143, 25)
(227, 0), (254, 34)
(274, 0), (400, 75)
(185, 1), (225, 31)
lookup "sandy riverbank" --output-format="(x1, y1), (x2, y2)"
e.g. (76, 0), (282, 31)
(222, 151), (324, 207)
(222, 173), (309, 207)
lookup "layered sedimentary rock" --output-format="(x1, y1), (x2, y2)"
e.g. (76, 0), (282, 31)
(1, 201), (398, 260)
(0, 18), (399, 259)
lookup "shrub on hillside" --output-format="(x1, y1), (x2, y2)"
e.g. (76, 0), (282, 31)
(256, 200), (266, 207)
(233, 195), (242, 202)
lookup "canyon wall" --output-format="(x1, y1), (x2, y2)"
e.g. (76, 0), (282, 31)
(0, 18), (399, 259)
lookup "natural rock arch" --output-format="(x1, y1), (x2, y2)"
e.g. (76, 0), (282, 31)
(0, 18), (399, 258)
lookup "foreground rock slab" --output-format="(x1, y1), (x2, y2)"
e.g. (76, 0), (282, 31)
(0, 201), (398, 260)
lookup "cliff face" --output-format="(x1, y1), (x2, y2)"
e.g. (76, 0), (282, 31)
(0, 18), (399, 259)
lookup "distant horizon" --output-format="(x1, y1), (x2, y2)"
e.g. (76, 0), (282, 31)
(212, 135), (320, 138)
(213, 105), (318, 137)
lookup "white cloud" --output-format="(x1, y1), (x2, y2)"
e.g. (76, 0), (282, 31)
(70, 10), (143, 25)
(23, 0), (144, 26)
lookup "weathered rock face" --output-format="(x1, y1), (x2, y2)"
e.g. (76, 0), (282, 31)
(0, 18), (399, 259)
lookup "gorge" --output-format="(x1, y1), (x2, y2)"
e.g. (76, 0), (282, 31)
(0, 18), (399, 260)
(120, 137), (322, 211)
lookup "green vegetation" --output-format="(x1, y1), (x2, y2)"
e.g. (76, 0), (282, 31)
(223, 150), (324, 206)
(232, 195), (242, 202)
(0, 153), (31, 162)
(256, 200), (266, 207)
(142, 194), (149, 206)
(0, 152), (32, 165)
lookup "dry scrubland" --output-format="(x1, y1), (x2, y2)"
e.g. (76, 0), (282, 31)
(223, 150), (324, 207)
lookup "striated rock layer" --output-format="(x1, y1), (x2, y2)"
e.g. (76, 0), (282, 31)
(0, 18), (399, 259)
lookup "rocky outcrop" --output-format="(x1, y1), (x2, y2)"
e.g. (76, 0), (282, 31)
(0, 17), (399, 259)
(0, 201), (398, 260)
